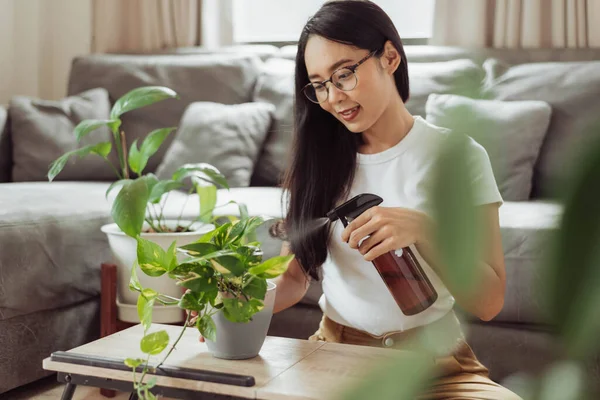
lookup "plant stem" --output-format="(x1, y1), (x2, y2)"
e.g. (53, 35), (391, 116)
(103, 158), (123, 180)
(158, 192), (169, 227)
(137, 353), (151, 393)
(155, 312), (191, 371)
(120, 131), (129, 179)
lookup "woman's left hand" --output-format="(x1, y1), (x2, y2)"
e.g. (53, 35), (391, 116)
(341, 206), (432, 261)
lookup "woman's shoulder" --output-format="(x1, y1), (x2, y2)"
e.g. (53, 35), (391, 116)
(413, 116), (484, 153)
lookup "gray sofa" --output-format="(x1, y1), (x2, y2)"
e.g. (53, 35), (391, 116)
(1, 44), (600, 395)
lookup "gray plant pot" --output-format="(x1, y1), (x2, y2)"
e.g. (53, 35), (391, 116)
(205, 280), (276, 360)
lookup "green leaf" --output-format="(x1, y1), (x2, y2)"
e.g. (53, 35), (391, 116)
(48, 142), (112, 182)
(136, 237), (173, 277)
(140, 330), (169, 355)
(227, 219), (249, 246)
(136, 128), (176, 175)
(210, 255), (245, 277)
(128, 139), (142, 175)
(242, 216), (267, 244)
(170, 262), (213, 277)
(248, 255), (294, 279)
(129, 264), (143, 293)
(165, 240), (178, 272)
(431, 132), (482, 295)
(180, 242), (219, 257)
(178, 290), (207, 312)
(111, 178), (150, 237)
(172, 163), (229, 189)
(149, 180), (184, 204)
(146, 377), (157, 389)
(243, 277), (267, 300)
(184, 249), (238, 265)
(74, 119), (121, 142)
(197, 184), (217, 223)
(198, 314), (217, 342)
(124, 358), (143, 368)
(137, 293), (155, 332)
(105, 179), (132, 199)
(338, 350), (434, 400)
(213, 223), (234, 248)
(222, 298), (264, 323)
(237, 245), (263, 267)
(110, 86), (178, 120)
(238, 203), (249, 221)
(178, 274), (218, 295)
(542, 130), (600, 359)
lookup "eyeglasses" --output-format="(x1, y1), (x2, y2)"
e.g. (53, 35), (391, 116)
(302, 50), (379, 104)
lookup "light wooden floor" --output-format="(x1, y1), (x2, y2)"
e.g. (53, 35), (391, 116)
(3, 375), (131, 400)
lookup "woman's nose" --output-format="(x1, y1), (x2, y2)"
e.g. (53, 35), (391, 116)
(327, 83), (347, 106)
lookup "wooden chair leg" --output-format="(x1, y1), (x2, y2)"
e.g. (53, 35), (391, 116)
(100, 263), (118, 398)
(101, 263), (118, 338)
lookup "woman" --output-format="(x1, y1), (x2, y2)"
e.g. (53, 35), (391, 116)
(268, 1), (520, 399)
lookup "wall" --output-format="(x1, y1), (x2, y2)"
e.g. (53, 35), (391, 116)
(0, 0), (92, 105)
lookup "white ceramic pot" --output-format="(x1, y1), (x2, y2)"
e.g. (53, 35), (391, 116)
(101, 220), (214, 323)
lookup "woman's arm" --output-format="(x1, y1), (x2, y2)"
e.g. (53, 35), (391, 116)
(417, 204), (506, 321)
(341, 204), (506, 321)
(272, 242), (311, 313)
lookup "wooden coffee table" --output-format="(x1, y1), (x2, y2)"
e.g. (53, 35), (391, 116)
(43, 323), (399, 399)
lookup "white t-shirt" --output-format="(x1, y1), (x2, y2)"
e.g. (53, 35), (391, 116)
(318, 116), (503, 336)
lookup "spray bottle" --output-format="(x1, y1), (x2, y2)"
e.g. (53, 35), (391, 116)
(327, 193), (438, 315)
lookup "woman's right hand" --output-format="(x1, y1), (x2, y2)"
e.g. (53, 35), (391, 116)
(187, 310), (205, 343)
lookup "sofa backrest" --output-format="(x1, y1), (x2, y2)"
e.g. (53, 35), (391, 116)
(0, 105), (10, 183)
(259, 45), (600, 199)
(67, 52), (264, 173)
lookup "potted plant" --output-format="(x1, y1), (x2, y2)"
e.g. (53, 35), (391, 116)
(124, 213), (294, 399)
(47, 86), (229, 322)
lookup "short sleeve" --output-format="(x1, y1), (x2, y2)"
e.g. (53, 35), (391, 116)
(467, 138), (504, 207)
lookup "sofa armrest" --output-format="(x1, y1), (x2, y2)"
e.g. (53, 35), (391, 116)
(0, 105), (11, 182)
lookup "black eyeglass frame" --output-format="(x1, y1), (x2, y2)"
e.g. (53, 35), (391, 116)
(302, 49), (380, 104)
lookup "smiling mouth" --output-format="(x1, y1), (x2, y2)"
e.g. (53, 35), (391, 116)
(338, 106), (360, 121)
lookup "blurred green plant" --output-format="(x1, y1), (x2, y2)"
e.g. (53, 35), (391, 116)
(47, 86), (227, 237)
(340, 123), (600, 399)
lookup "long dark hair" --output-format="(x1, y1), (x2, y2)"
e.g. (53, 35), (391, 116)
(281, 0), (410, 280)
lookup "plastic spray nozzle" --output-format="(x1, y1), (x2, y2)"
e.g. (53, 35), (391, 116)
(326, 193), (383, 227)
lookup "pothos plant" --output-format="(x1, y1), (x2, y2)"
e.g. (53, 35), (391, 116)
(47, 85), (228, 236)
(124, 214), (295, 399)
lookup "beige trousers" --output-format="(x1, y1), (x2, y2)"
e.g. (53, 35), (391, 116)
(309, 313), (522, 400)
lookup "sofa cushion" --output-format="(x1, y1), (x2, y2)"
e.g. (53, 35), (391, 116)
(495, 201), (563, 324)
(156, 102), (275, 188)
(0, 105), (10, 183)
(482, 59), (600, 199)
(0, 182), (115, 320)
(426, 94), (552, 201)
(68, 53), (263, 173)
(251, 58), (296, 186)
(9, 88), (115, 182)
(406, 59), (485, 118)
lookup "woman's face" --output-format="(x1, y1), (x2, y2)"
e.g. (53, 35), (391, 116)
(304, 35), (395, 133)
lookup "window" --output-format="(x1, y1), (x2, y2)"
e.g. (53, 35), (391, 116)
(232, 0), (435, 44)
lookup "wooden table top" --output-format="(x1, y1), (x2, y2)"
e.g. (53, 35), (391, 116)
(43, 323), (403, 399)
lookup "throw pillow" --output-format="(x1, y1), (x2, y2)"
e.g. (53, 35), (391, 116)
(10, 88), (116, 182)
(482, 58), (600, 198)
(426, 93), (552, 201)
(68, 53), (263, 173)
(155, 102), (275, 188)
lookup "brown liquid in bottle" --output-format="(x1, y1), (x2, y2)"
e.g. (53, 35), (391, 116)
(371, 247), (438, 315)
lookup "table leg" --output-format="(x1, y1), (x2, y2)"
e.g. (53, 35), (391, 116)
(60, 382), (77, 400)
(128, 392), (139, 400)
